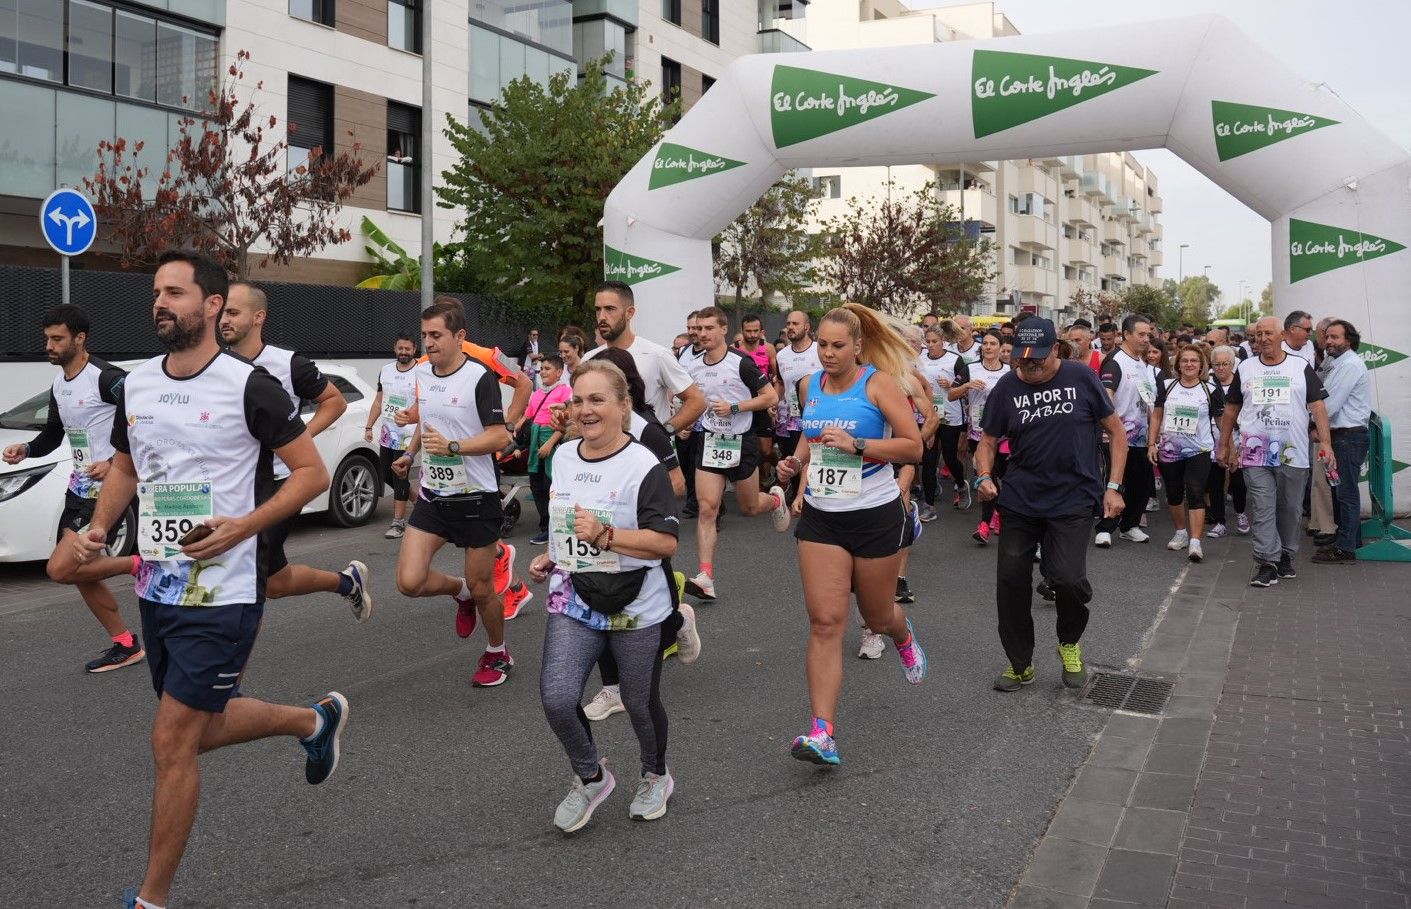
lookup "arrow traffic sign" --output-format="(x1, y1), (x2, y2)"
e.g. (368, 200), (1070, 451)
(39, 188), (98, 257)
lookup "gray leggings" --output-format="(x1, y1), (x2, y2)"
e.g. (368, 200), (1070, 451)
(540, 613), (668, 780)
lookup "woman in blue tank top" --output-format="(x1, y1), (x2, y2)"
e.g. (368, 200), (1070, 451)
(774, 303), (928, 767)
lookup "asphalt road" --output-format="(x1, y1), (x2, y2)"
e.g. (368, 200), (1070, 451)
(0, 490), (1190, 908)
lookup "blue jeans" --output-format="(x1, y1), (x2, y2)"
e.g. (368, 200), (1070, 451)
(1331, 428), (1369, 552)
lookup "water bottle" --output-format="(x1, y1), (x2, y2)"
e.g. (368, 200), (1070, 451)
(1326, 465), (1340, 487)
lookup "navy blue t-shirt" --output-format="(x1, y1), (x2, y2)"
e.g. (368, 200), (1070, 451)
(980, 360), (1114, 518)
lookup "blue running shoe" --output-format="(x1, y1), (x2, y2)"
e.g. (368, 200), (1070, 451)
(790, 730), (840, 766)
(897, 618), (927, 684)
(909, 500), (923, 542)
(302, 691), (349, 785)
(122, 887), (138, 908)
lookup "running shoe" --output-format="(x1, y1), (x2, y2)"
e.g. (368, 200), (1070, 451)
(1166, 530), (1190, 551)
(1188, 539), (1204, 563)
(990, 512), (1001, 535)
(383, 520), (406, 540)
(662, 641), (679, 660)
(790, 730), (840, 766)
(1057, 643), (1087, 689)
(1153, 475), (1163, 491)
(1207, 523), (1227, 539)
(857, 631), (885, 660)
(685, 571), (716, 601)
(993, 664), (1035, 692)
(1119, 527), (1150, 544)
(121, 887), (139, 908)
(1094, 531), (1113, 548)
(1311, 545), (1356, 564)
(674, 570), (687, 603)
(909, 501), (922, 541)
(1036, 579), (1055, 602)
(897, 618), (927, 684)
(1249, 563), (1279, 587)
(918, 503), (938, 523)
(955, 482), (973, 510)
(769, 485), (791, 532)
(502, 581), (533, 620)
(894, 577), (914, 604)
(529, 531), (550, 545)
(629, 770), (675, 821)
(676, 603), (702, 664)
(973, 520), (991, 545)
(340, 560), (373, 624)
(1236, 513), (1251, 534)
(302, 691), (350, 785)
(584, 686), (625, 721)
(1145, 497), (1160, 513)
(454, 593), (477, 639)
(1276, 554), (1297, 580)
(554, 765), (616, 833)
(84, 637), (145, 673)
(471, 649), (514, 687)
(493, 543), (516, 595)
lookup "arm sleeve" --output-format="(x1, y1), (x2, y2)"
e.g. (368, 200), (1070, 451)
(637, 418), (680, 471)
(28, 389), (67, 457)
(1209, 384), (1226, 419)
(738, 356), (768, 395)
(634, 462), (679, 537)
(491, 348), (521, 386)
(1154, 378), (1170, 408)
(1098, 353), (1122, 392)
(1304, 364), (1328, 403)
(97, 363), (127, 406)
(1086, 369), (1115, 420)
(244, 368), (306, 449)
(474, 368), (506, 426)
(1224, 366), (1244, 406)
(953, 358), (970, 385)
(289, 354), (329, 401)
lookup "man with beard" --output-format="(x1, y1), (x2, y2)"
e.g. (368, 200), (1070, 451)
(4, 305), (142, 672)
(1311, 319), (1370, 564)
(1095, 322), (1118, 357)
(1095, 314), (1160, 546)
(74, 251), (345, 909)
(220, 283), (373, 622)
(365, 333), (420, 538)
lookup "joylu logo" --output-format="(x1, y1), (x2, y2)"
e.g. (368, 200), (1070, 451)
(157, 393), (189, 405)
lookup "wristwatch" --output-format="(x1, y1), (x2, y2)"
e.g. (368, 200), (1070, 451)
(853, 438), (868, 454)
(664, 421), (676, 435)
(1106, 481), (1124, 493)
(448, 440), (461, 456)
(730, 402), (741, 415)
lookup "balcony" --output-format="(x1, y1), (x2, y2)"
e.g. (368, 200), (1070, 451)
(1149, 248), (1163, 267)
(1064, 196), (1099, 228)
(1037, 154), (1064, 168)
(1012, 214), (1057, 250)
(1148, 193), (1163, 214)
(1112, 196), (1137, 221)
(1015, 265), (1057, 298)
(937, 187), (997, 227)
(1065, 237), (1098, 267)
(758, 20), (809, 52)
(1058, 156), (1082, 180)
(1102, 219), (1128, 244)
(1103, 254), (1129, 280)
(1014, 166), (1056, 199)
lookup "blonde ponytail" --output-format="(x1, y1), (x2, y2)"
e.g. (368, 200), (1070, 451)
(821, 303), (917, 392)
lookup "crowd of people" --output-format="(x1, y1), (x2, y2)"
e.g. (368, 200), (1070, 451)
(3, 259), (1379, 907)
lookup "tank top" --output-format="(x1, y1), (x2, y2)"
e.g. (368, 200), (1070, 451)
(741, 343), (771, 378)
(799, 365), (898, 512)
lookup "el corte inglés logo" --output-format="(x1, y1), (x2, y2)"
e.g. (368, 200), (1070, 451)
(1211, 100), (1339, 161)
(1288, 219), (1406, 283)
(970, 50), (1157, 138)
(770, 65), (934, 148)
(603, 246), (681, 285)
(649, 142), (746, 190)
(1359, 344), (1407, 371)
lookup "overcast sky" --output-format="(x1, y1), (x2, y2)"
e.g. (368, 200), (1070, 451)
(975, 0), (1411, 306)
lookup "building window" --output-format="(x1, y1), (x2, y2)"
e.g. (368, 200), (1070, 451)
(0, 0), (62, 81)
(812, 175), (840, 199)
(68, 0), (113, 92)
(662, 0), (681, 25)
(290, 0), (335, 27)
(389, 0), (421, 53)
(387, 102), (420, 212)
(701, 74), (715, 95)
(114, 9), (157, 101)
(286, 75), (332, 174)
(701, 0), (719, 44)
(661, 56), (680, 101)
(470, 0), (573, 57)
(155, 21), (218, 108)
(469, 22), (575, 105)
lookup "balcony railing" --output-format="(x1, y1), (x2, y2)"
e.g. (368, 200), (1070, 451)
(758, 16), (807, 52)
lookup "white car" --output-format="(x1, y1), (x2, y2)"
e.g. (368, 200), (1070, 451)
(0, 361), (383, 562)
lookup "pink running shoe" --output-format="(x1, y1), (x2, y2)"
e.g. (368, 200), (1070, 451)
(472, 648), (514, 687)
(990, 512), (1001, 535)
(972, 521), (991, 545)
(455, 595), (477, 639)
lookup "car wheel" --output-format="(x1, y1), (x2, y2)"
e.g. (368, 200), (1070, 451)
(109, 501), (139, 557)
(328, 453), (380, 527)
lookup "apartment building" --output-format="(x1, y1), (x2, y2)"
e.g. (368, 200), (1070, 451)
(805, 0), (1164, 323)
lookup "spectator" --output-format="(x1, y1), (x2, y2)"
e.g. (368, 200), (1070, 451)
(1312, 319), (1371, 564)
(525, 355), (572, 544)
(517, 329), (542, 372)
(1281, 310), (1316, 367)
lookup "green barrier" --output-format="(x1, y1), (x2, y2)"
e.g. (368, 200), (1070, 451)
(1357, 412), (1411, 562)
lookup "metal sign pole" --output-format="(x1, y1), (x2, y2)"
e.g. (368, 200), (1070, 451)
(61, 255), (70, 308)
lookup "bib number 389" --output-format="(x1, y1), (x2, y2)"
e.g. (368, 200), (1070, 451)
(422, 451), (469, 494)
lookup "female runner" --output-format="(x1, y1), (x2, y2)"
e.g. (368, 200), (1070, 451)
(957, 332), (1010, 544)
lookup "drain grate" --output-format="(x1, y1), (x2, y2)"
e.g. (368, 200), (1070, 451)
(1083, 672), (1174, 715)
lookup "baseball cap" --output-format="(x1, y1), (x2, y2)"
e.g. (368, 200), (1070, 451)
(1014, 318), (1057, 359)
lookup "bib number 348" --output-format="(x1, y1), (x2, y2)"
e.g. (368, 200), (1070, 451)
(703, 433), (742, 468)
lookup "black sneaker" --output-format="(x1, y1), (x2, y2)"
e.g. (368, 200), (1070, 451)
(1312, 545), (1356, 564)
(1249, 563), (1279, 587)
(85, 637), (145, 673)
(302, 692), (349, 785)
(1036, 580), (1056, 602)
(1312, 532), (1336, 548)
(1276, 555), (1297, 579)
(895, 577), (914, 604)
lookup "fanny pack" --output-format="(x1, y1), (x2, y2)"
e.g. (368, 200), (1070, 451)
(571, 566), (650, 615)
(428, 489), (502, 522)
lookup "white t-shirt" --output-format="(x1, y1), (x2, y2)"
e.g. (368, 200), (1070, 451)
(1153, 378), (1225, 463)
(376, 361), (419, 451)
(588, 336), (695, 425)
(775, 340), (821, 432)
(1226, 354), (1327, 469)
(413, 356), (505, 497)
(1099, 349), (1160, 447)
(918, 350), (967, 428)
(694, 348), (769, 436)
(966, 361), (1010, 440)
(1281, 339), (1316, 368)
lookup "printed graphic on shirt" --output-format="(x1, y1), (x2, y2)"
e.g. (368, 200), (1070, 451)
(50, 357), (125, 499)
(377, 362), (419, 451)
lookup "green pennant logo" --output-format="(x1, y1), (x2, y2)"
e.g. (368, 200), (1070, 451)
(1211, 100), (1339, 161)
(971, 50), (1158, 138)
(649, 142), (747, 190)
(603, 246), (680, 285)
(1288, 219), (1406, 283)
(1359, 344), (1408, 371)
(1360, 459), (1409, 481)
(770, 64), (934, 148)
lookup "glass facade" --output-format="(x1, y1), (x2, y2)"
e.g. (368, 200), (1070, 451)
(469, 0), (572, 56)
(468, 21), (574, 106)
(290, 0), (334, 27)
(0, 0), (63, 81)
(389, 0), (420, 54)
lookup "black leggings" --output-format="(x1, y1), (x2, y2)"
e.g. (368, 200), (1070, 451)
(378, 446), (411, 502)
(1207, 461), (1228, 525)
(1229, 468), (1247, 515)
(981, 451), (1009, 523)
(923, 425), (967, 505)
(1158, 452), (1212, 510)
(1096, 446), (1154, 533)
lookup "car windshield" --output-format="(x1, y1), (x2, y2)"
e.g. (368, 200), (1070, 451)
(0, 390), (50, 431)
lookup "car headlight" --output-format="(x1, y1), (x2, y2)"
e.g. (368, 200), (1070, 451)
(0, 463), (55, 503)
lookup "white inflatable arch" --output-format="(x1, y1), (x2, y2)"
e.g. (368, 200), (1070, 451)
(603, 14), (1411, 500)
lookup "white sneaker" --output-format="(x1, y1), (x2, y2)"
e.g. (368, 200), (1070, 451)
(857, 631), (885, 660)
(554, 764), (616, 833)
(675, 603), (702, 664)
(1094, 532), (1113, 548)
(769, 485), (791, 532)
(583, 686), (625, 722)
(1120, 527), (1150, 544)
(1167, 530), (1190, 551)
(685, 571), (716, 600)
(1188, 539), (1204, 563)
(1207, 523), (1227, 539)
(1145, 497), (1160, 513)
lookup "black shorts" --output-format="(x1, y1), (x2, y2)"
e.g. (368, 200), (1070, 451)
(795, 497), (912, 558)
(752, 409), (774, 439)
(409, 491), (503, 550)
(261, 476), (292, 575)
(139, 598), (264, 713)
(59, 493), (98, 535)
(696, 431), (762, 483)
(379, 446), (412, 501)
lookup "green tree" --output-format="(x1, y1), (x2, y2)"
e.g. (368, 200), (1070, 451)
(437, 59), (680, 323)
(1121, 283), (1182, 329)
(714, 171), (822, 318)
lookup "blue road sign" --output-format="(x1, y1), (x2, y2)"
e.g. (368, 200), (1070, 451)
(40, 188), (98, 257)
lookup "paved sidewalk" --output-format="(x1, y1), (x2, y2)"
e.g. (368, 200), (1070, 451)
(1009, 532), (1411, 909)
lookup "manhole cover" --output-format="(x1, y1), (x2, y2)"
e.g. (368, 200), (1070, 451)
(1083, 672), (1173, 715)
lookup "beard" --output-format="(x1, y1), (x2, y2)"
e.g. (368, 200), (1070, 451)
(156, 309), (207, 352)
(396, 354), (414, 364)
(598, 318), (626, 343)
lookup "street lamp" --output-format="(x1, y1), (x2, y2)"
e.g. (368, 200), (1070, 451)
(1178, 243), (1190, 282)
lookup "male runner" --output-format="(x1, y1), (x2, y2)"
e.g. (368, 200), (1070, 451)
(220, 283), (373, 622)
(74, 251), (346, 909)
(1095, 314), (1160, 546)
(4, 305), (142, 672)
(677, 310), (707, 516)
(737, 312), (779, 466)
(364, 333), (419, 539)
(774, 310), (822, 466)
(393, 301), (517, 687)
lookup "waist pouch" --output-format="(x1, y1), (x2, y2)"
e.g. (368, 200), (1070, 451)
(429, 490), (502, 521)
(571, 566), (649, 615)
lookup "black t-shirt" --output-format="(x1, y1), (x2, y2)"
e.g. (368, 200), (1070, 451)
(980, 360), (1114, 518)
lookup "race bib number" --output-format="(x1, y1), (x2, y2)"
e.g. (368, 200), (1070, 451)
(807, 443), (862, 499)
(970, 402), (986, 429)
(65, 428), (90, 467)
(932, 393), (956, 426)
(384, 393), (409, 421)
(785, 384), (800, 417)
(137, 482), (214, 561)
(549, 502), (621, 573)
(702, 432), (742, 468)
(1251, 376), (1291, 405)
(1164, 405), (1200, 435)
(422, 451), (471, 494)
(1137, 380), (1155, 407)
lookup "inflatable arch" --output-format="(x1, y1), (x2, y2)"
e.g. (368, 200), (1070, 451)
(603, 14), (1411, 502)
